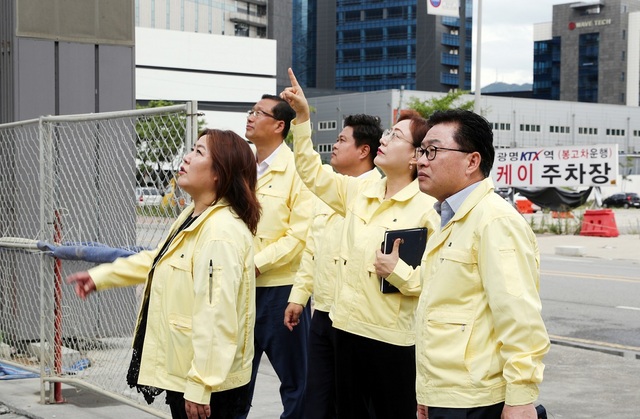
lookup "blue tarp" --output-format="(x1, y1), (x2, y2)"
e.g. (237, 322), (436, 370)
(0, 362), (39, 380)
(37, 241), (146, 263)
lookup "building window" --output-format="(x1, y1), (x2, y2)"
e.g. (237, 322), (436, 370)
(318, 121), (337, 131)
(550, 125), (570, 134)
(622, 29), (626, 40)
(622, 50), (626, 61)
(491, 122), (511, 131)
(317, 144), (333, 153)
(606, 128), (625, 136)
(520, 124), (540, 132)
(234, 23), (249, 37)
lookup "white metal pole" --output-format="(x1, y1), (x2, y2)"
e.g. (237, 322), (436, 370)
(474, 0), (483, 115)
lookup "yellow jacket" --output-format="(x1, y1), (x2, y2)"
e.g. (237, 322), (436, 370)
(292, 119), (438, 346)
(89, 201), (256, 405)
(254, 143), (313, 287)
(416, 178), (550, 408)
(288, 166), (382, 312)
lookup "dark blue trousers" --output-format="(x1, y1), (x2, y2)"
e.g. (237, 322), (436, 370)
(236, 285), (310, 419)
(304, 310), (337, 419)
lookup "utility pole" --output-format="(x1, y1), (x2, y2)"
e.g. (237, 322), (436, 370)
(474, 0), (483, 115)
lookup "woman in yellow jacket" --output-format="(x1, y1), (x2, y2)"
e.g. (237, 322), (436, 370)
(282, 69), (439, 419)
(67, 129), (261, 419)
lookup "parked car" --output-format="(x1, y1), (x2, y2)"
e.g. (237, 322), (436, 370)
(602, 192), (640, 209)
(135, 187), (163, 206)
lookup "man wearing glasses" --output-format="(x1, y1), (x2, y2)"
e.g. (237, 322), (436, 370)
(414, 109), (549, 419)
(238, 94), (313, 419)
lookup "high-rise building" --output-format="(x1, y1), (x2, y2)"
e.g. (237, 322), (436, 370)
(533, 0), (640, 106)
(308, 0), (472, 93)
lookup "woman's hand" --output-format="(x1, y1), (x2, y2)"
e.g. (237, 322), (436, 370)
(185, 400), (211, 419)
(374, 238), (402, 278)
(280, 68), (310, 123)
(65, 272), (96, 299)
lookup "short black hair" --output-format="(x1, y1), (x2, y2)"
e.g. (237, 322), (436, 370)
(427, 109), (494, 178)
(261, 94), (295, 139)
(343, 114), (383, 165)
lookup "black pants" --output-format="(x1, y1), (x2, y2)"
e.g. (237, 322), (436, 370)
(334, 328), (416, 419)
(428, 403), (505, 419)
(166, 384), (251, 419)
(304, 310), (337, 419)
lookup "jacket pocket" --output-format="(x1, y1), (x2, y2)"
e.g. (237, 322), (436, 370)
(419, 309), (473, 385)
(166, 312), (193, 377)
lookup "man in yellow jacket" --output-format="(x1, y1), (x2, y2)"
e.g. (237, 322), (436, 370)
(237, 94), (313, 419)
(284, 114), (383, 418)
(415, 109), (550, 419)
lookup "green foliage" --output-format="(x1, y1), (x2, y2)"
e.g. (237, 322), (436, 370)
(285, 106), (316, 145)
(135, 100), (205, 187)
(407, 91), (475, 118)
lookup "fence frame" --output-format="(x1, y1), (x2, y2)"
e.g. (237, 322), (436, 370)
(0, 102), (200, 418)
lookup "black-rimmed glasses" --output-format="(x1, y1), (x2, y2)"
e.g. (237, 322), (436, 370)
(415, 145), (472, 161)
(246, 109), (276, 119)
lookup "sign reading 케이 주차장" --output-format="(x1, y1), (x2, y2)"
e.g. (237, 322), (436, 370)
(492, 144), (618, 188)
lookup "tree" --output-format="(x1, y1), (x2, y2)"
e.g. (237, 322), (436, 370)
(407, 90), (474, 118)
(135, 100), (205, 188)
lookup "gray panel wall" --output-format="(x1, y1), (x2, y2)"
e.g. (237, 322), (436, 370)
(15, 38), (56, 120)
(97, 45), (135, 112)
(58, 43), (96, 115)
(0, 0), (15, 124)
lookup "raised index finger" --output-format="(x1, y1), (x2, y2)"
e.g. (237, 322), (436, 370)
(288, 68), (300, 88)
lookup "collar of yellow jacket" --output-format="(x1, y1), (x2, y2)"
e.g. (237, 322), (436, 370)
(362, 178), (422, 202)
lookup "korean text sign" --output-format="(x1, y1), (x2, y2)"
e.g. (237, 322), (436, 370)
(492, 144), (618, 187)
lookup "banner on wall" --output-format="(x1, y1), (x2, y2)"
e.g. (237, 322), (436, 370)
(492, 144), (619, 187)
(427, 0), (460, 17)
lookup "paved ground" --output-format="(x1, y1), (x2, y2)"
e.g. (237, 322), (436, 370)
(1, 219), (639, 418)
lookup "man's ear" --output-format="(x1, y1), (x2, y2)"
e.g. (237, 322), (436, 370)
(359, 144), (371, 161)
(466, 152), (482, 175)
(274, 120), (286, 136)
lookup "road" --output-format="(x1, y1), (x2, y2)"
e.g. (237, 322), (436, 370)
(540, 255), (640, 355)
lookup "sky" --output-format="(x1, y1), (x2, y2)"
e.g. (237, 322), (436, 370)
(476, 0), (567, 88)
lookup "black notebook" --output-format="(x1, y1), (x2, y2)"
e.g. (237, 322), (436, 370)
(379, 227), (428, 294)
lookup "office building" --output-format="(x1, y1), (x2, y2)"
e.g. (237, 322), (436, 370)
(533, 0), (640, 105)
(309, 0), (472, 92)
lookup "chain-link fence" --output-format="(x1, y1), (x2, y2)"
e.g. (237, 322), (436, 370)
(0, 103), (200, 417)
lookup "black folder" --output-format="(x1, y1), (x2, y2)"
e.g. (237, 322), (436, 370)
(379, 227), (428, 294)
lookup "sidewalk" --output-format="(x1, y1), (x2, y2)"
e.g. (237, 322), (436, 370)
(536, 232), (640, 262)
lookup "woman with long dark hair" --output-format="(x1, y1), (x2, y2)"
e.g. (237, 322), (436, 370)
(67, 129), (261, 419)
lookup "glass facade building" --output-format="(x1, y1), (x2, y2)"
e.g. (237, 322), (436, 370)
(307, 0), (472, 93)
(533, 36), (560, 100)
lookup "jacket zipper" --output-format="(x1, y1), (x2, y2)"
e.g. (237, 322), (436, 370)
(209, 259), (213, 304)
